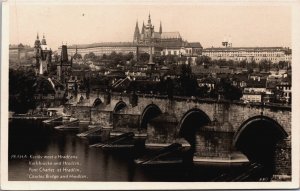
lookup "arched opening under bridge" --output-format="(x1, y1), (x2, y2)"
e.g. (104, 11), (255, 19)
(233, 116), (288, 177)
(140, 104), (162, 129)
(178, 108), (211, 151)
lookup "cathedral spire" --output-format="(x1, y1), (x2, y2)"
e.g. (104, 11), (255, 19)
(141, 21), (145, 34)
(148, 12), (151, 25)
(159, 21), (162, 34)
(37, 32), (39, 39)
(133, 20), (140, 42)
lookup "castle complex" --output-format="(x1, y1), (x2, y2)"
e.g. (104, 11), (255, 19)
(62, 14), (203, 62)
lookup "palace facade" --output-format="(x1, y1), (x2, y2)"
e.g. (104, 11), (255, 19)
(202, 46), (292, 64)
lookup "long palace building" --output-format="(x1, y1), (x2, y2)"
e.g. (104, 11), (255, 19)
(202, 39), (292, 63)
(58, 14), (203, 60)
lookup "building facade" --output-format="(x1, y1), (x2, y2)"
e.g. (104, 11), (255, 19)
(9, 44), (34, 64)
(202, 46), (292, 64)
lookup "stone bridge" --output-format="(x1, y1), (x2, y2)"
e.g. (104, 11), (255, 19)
(64, 92), (291, 179)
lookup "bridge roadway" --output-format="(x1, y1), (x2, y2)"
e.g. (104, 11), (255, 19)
(64, 91), (291, 181)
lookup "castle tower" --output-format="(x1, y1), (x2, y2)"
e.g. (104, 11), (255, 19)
(61, 45), (69, 63)
(133, 20), (140, 43)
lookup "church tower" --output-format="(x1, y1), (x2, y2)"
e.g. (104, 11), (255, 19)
(34, 33), (42, 74)
(144, 13), (154, 44)
(41, 34), (47, 45)
(133, 21), (140, 43)
(159, 21), (162, 34)
(34, 33), (52, 75)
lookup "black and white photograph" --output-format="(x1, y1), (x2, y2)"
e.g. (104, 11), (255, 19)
(1, 0), (299, 189)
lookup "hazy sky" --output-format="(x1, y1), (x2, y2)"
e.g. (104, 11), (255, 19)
(9, 3), (291, 50)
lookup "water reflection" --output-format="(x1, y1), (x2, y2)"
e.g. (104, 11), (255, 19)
(9, 120), (251, 182)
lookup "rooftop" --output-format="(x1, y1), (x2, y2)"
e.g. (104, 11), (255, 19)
(161, 32), (181, 39)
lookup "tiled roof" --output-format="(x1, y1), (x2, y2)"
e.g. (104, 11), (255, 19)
(188, 42), (203, 48)
(160, 41), (185, 48)
(152, 32), (161, 38)
(246, 79), (267, 88)
(161, 32), (181, 39)
(67, 42), (136, 49)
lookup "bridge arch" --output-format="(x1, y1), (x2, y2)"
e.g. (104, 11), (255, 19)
(140, 104), (162, 129)
(178, 108), (211, 149)
(113, 101), (127, 113)
(92, 98), (102, 107)
(233, 115), (288, 176)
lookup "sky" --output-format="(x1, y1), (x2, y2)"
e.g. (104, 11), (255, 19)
(9, 2), (291, 50)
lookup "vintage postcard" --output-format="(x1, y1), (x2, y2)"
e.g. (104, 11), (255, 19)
(1, 0), (299, 190)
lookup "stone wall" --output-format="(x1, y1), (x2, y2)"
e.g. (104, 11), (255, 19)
(272, 138), (292, 181)
(194, 128), (234, 159)
(113, 113), (140, 129)
(91, 109), (112, 127)
(146, 119), (178, 145)
(64, 105), (91, 121)
(228, 104), (291, 135)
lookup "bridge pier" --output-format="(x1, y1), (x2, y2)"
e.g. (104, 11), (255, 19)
(146, 113), (180, 148)
(193, 125), (248, 165)
(272, 137), (291, 181)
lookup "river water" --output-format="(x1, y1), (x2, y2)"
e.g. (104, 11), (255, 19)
(9, 119), (250, 182)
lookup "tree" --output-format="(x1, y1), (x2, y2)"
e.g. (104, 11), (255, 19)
(84, 52), (96, 60)
(196, 55), (212, 65)
(259, 59), (272, 71)
(217, 77), (243, 101)
(179, 64), (198, 96)
(124, 52), (134, 61)
(9, 68), (37, 113)
(278, 61), (289, 69)
(139, 53), (150, 63)
(187, 57), (193, 65)
(73, 53), (82, 60)
(179, 56), (187, 64)
(165, 55), (177, 64)
(247, 60), (258, 70)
